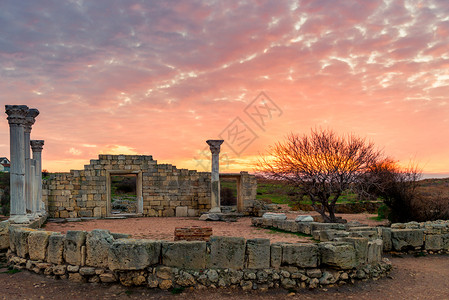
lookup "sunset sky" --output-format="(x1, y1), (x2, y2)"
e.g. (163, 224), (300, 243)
(1, 0), (449, 176)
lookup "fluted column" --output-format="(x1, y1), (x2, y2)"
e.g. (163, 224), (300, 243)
(206, 140), (224, 213)
(24, 108), (39, 219)
(5, 105), (29, 223)
(30, 140), (44, 216)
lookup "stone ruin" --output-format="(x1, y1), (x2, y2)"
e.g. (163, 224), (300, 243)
(4, 105), (257, 220)
(4, 105), (45, 224)
(43, 154), (257, 218)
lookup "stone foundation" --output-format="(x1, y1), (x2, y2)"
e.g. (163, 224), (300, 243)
(252, 218), (449, 254)
(4, 225), (391, 291)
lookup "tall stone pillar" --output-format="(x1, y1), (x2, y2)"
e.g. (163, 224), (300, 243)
(30, 140), (44, 216)
(24, 108), (39, 219)
(5, 105), (29, 223)
(206, 140), (224, 213)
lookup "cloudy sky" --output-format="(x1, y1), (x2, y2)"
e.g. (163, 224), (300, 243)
(1, 0), (449, 175)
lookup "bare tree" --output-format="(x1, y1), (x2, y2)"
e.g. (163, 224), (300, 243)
(256, 129), (383, 223)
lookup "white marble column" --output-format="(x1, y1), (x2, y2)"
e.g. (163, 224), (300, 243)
(206, 140), (224, 213)
(30, 140), (44, 216)
(24, 108), (39, 220)
(5, 105), (29, 223)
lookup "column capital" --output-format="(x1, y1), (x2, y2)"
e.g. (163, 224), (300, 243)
(30, 140), (44, 152)
(206, 140), (224, 155)
(24, 108), (40, 133)
(5, 105), (29, 125)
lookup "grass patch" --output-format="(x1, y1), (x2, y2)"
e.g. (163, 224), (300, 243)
(369, 215), (385, 221)
(1, 266), (21, 274)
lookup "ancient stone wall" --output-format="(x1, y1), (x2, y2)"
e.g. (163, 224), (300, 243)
(253, 218), (449, 254)
(5, 225), (390, 291)
(42, 155), (257, 218)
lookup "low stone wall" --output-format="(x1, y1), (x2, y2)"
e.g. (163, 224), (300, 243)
(252, 218), (449, 254)
(3, 225), (391, 291)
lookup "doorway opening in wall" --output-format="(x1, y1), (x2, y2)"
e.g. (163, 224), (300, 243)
(111, 174), (137, 214)
(106, 171), (143, 217)
(220, 177), (238, 213)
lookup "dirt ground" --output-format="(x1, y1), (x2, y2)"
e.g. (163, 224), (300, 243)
(1, 254), (449, 300)
(43, 212), (387, 243)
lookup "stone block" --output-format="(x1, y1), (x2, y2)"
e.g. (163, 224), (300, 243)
(380, 227), (392, 251)
(311, 223), (346, 232)
(64, 230), (87, 265)
(261, 218), (273, 227)
(281, 243), (319, 268)
(10, 227), (35, 258)
(187, 209), (197, 217)
(0, 221), (10, 250)
(108, 239), (161, 271)
(246, 238), (270, 269)
(391, 229), (424, 251)
(297, 222), (313, 235)
(28, 231), (52, 261)
(320, 230), (350, 242)
(349, 230), (379, 240)
(262, 212), (287, 220)
(175, 206), (188, 217)
(93, 207), (102, 218)
(270, 243), (282, 268)
(319, 242), (356, 269)
(86, 229), (115, 267)
(341, 237), (368, 265)
(47, 234), (65, 264)
(209, 236), (245, 269)
(425, 234), (443, 251)
(161, 241), (206, 269)
(367, 239), (383, 263)
(296, 215), (314, 222)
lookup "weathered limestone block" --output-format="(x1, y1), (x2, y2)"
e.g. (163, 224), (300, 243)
(262, 212), (287, 220)
(86, 229), (114, 267)
(319, 242), (356, 269)
(108, 239), (161, 271)
(246, 238), (270, 269)
(47, 234), (65, 264)
(28, 231), (52, 261)
(367, 239), (383, 263)
(320, 230), (350, 242)
(209, 236), (245, 269)
(311, 223), (346, 232)
(380, 227), (392, 251)
(270, 243), (282, 268)
(261, 218), (273, 227)
(281, 243), (319, 268)
(391, 229), (424, 251)
(425, 234), (443, 251)
(341, 237), (368, 265)
(161, 241), (206, 269)
(0, 221), (10, 250)
(175, 206), (188, 217)
(295, 215), (314, 222)
(64, 230), (87, 265)
(10, 227), (36, 258)
(297, 222), (314, 235)
(349, 230), (379, 240)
